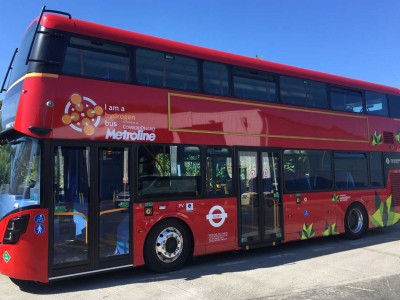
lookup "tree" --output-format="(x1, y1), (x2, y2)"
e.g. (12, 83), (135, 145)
(0, 145), (11, 185)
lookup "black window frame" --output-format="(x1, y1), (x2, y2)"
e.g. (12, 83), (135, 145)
(365, 91), (389, 117)
(205, 147), (233, 197)
(283, 149), (333, 193)
(202, 61), (230, 96)
(389, 94), (400, 118)
(369, 152), (384, 188)
(329, 87), (365, 113)
(61, 34), (131, 83)
(137, 144), (202, 200)
(232, 68), (277, 102)
(280, 75), (329, 109)
(283, 149), (386, 193)
(333, 152), (368, 190)
(135, 48), (199, 92)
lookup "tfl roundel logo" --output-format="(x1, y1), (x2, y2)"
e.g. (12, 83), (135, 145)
(206, 205), (228, 228)
(62, 94), (103, 136)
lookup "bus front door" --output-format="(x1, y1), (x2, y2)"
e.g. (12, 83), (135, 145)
(50, 144), (132, 279)
(238, 150), (283, 247)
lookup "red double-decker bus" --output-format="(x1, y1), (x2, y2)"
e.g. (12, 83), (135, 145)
(1, 7), (400, 284)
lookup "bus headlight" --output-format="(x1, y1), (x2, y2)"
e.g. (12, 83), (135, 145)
(2, 215), (30, 244)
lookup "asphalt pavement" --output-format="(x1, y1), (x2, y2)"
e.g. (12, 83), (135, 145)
(1, 223), (399, 299)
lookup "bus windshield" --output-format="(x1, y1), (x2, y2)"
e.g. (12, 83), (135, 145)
(0, 138), (41, 220)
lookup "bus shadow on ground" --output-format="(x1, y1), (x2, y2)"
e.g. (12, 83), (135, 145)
(15, 223), (400, 294)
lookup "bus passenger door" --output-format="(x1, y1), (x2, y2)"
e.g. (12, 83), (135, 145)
(50, 144), (132, 279)
(52, 146), (91, 270)
(238, 150), (283, 247)
(97, 147), (131, 262)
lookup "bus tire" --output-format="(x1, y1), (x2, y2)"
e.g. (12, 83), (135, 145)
(344, 203), (368, 239)
(144, 219), (191, 273)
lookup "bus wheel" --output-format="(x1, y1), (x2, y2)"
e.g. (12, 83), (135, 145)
(144, 219), (191, 272)
(344, 203), (368, 239)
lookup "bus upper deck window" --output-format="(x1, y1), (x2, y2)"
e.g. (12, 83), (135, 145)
(330, 88), (363, 113)
(63, 37), (130, 82)
(366, 91), (389, 116)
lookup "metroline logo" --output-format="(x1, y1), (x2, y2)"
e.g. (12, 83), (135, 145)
(105, 128), (156, 141)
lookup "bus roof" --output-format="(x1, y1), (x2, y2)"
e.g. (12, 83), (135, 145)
(40, 14), (399, 96)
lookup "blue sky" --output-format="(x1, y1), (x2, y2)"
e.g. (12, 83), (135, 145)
(1, 0), (399, 93)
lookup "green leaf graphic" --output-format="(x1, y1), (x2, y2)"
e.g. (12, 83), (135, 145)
(299, 223), (315, 240)
(332, 194), (339, 202)
(370, 193), (400, 227)
(371, 131), (382, 146)
(395, 129), (400, 143)
(322, 223), (339, 237)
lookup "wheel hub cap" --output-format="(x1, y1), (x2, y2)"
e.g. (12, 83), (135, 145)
(348, 208), (363, 234)
(155, 227), (183, 263)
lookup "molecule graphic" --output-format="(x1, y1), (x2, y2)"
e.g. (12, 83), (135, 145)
(62, 94), (103, 136)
